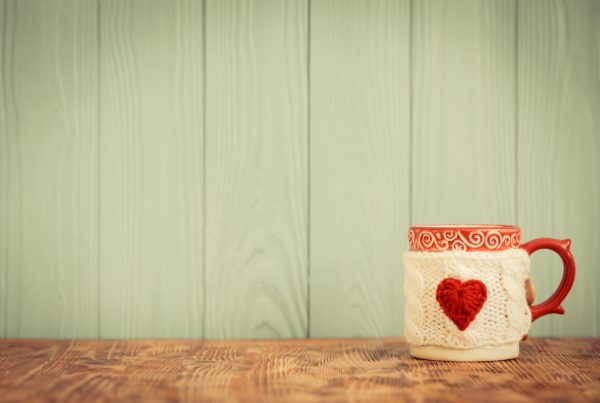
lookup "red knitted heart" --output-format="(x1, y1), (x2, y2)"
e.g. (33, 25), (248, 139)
(436, 278), (487, 331)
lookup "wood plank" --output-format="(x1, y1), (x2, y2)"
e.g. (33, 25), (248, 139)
(204, 0), (308, 338)
(1, 0), (98, 337)
(100, 0), (204, 337)
(0, 0), (10, 337)
(517, 0), (600, 337)
(0, 0), (8, 337)
(412, 0), (517, 224)
(0, 338), (599, 401)
(309, 0), (410, 337)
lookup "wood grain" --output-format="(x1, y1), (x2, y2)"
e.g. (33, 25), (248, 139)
(1, 0), (99, 337)
(1, 0), (599, 340)
(0, 338), (598, 402)
(517, 0), (600, 337)
(204, 0), (308, 338)
(412, 0), (517, 224)
(309, 0), (410, 337)
(100, 0), (204, 337)
(0, 0), (10, 337)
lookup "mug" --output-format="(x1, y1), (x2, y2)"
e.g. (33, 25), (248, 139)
(403, 224), (575, 361)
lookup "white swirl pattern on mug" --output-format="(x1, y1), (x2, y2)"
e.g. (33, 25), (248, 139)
(409, 228), (520, 251)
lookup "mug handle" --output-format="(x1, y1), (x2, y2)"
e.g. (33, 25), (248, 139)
(520, 238), (576, 322)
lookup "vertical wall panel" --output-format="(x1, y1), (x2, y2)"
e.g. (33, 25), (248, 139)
(412, 0), (517, 224)
(518, 0), (600, 336)
(310, 0), (410, 337)
(205, 0), (308, 338)
(2, 0), (98, 337)
(0, 0), (12, 336)
(100, 0), (204, 337)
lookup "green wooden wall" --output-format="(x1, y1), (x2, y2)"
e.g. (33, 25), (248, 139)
(1, 0), (598, 339)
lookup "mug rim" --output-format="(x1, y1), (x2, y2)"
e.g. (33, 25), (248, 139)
(408, 224), (521, 252)
(410, 224), (520, 231)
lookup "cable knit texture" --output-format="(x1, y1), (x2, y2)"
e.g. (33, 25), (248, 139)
(404, 249), (532, 349)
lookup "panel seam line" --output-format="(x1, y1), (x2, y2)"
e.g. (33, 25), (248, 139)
(514, 0), (519, 225)
(306, 0), (311, 339)
(409, 0), (414, 226)
(97, 0), (102, 339)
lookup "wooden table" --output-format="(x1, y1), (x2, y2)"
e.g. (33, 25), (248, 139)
(0, 338), (598, 402)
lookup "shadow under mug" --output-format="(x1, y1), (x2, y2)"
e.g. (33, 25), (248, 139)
(403, 224), (576, 361)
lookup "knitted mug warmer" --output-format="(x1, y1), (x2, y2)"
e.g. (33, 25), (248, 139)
(403, 249), (532, 349)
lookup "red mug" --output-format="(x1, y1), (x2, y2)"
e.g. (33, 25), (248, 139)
(404, 224), (575, 361)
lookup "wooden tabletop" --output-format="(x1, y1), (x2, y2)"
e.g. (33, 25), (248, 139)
(0, 338), (598, 402)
